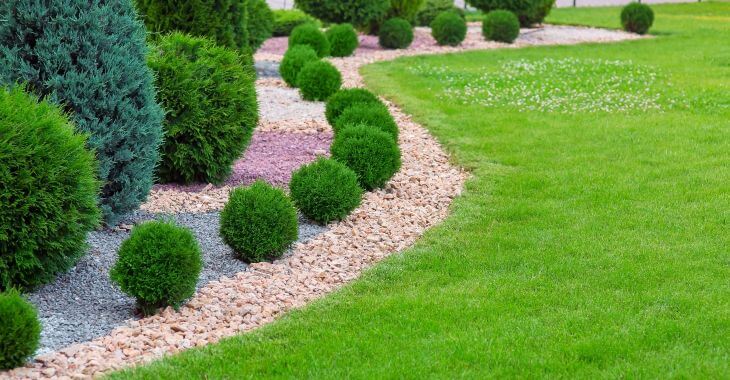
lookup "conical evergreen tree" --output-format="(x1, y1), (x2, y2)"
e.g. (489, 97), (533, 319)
(0, 0), (165, 224)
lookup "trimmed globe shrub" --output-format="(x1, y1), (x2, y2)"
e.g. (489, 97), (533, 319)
(289, 158), (363, 224)
(326, 24), (359, 57)
(379, 18), (414, 49)
(280, 45), (320, 87)
(0, 290), (41, 370)
(220, 181), (298, 262)
(134, 0), (247, 51)
(110, 220), (202, 316)
(149, 33), (258, 185)
(289, 24), (330, 58)
(621, 3), (654, 35)
(466, 0), (554, 26)
(0, 0), (164, 225)
(330, 124), (401, 190)
(297, 61), (343, 101)
(416, 0), (465, 26)
(483, 10), (520, 43)
(0, 87), (100, 291)
(294, 0), (389, 28)
(325, 88), (382, 125)
(334, 103), (399, 140)
(247, 0), (275, 50)
(431, 11), (467, 46)
(273, 9), (320, 37)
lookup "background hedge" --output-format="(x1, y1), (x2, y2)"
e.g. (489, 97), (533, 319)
(416, 0), (465, 26)
(273, 9), (320, 36)
(0, 0), (163, 224)
(247, 0), (275, 50)
(466, 0), (555, 26)
(294, 0), (390, 28)
(150, 33), (258, 185)
(0, 87), (100, 291)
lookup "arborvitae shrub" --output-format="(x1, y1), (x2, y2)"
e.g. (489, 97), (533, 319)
(334, 103), (399, 140)
(149, 33), (258, 185)
(330, 125), (401, 190)
(325, 88), (382, 125)
(289, 158), (363, 224)
(379, 18), (414, 49)
(134, 0), (248, 51)
(289, 24), (331, 57)
(431, 11), (467, 46)
(0, 0), (164, 225)
(482, 10), (520, 43)
(0, 87), (100, 291)
(621, 3), (654, 35)
(297, 61), (342, 101)
(326, 24), (359, 57)
(294, 0), (390, 28)
(416, 0), (465, 27)
(110, 220), (202, 316)
(280, 45), (320, 87)
(0, 290), (41, 370)
(466, 0), (554, 26)
(220, 181), (299, 262)
(273, 9), (320, 36)
(247, 0), (275, 50)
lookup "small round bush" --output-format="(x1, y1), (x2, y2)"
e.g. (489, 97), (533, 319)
(247, 0), (275, 50)
(330, 125), (401, 190)
(482, 10), (520, 44)
(325, 88), (382, 125)
(280, 45), (320, 87)
(273, 9), (320, 37)
(289, 23), (330, 57)
(431, 11), (467, 46)
(621, 3), (654, 35)
(150, 33), (258, 185)
(220, 181), (298, 263)
(417, 0), (465, 26)
(326, 24), (359, 57)
(0, 87), (100, 291)
(297, 60), (342, 101)
(110, 220), (202, 316)
(379, 18), (414, 49)
(290, 158), (363, 224)
(334, 103), (399, 140)
(0, 290), (41, 370)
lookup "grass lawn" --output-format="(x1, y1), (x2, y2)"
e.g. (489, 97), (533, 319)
(111, 3), (730, 378)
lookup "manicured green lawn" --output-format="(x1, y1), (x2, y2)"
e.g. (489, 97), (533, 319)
(111, 3), (730, 378)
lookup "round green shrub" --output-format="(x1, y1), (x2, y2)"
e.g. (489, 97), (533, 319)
(247, 0), (275, 50)
(0, 290), (41, 370)
(334, 103), (399, 140)
(297, 61), (342, 101)
(273, 9), (320, 37)
(326, 24), (359, 57)
(110, 220), (202, 316)
(289, 24), (330, 57)
(482, 10), (520, 43)
(416, 0), (465, 27)
(1, 0), (164, 224)
(280, 45), (320, 87)
(294, 0), (389, 28)
(330, 124), (401, 190)
(431, 11), (467, 46)
(149, 33), (258, 185)
(325, 88), (382, 125)
(220, 181), (298, 263)
(0, 87), (100, 291)
(289, 158), (363, 224)
(621, 3), (654, 35)
(466, 0), (554, 26)
(379, 18), (414, 49)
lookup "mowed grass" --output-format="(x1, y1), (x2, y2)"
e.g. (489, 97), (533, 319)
(111, 3), (730, 378)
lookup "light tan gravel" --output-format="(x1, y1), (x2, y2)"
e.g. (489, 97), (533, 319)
(1, 24), (640, 379)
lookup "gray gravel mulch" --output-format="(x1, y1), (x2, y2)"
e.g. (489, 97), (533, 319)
(28, 211), (327, 354)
